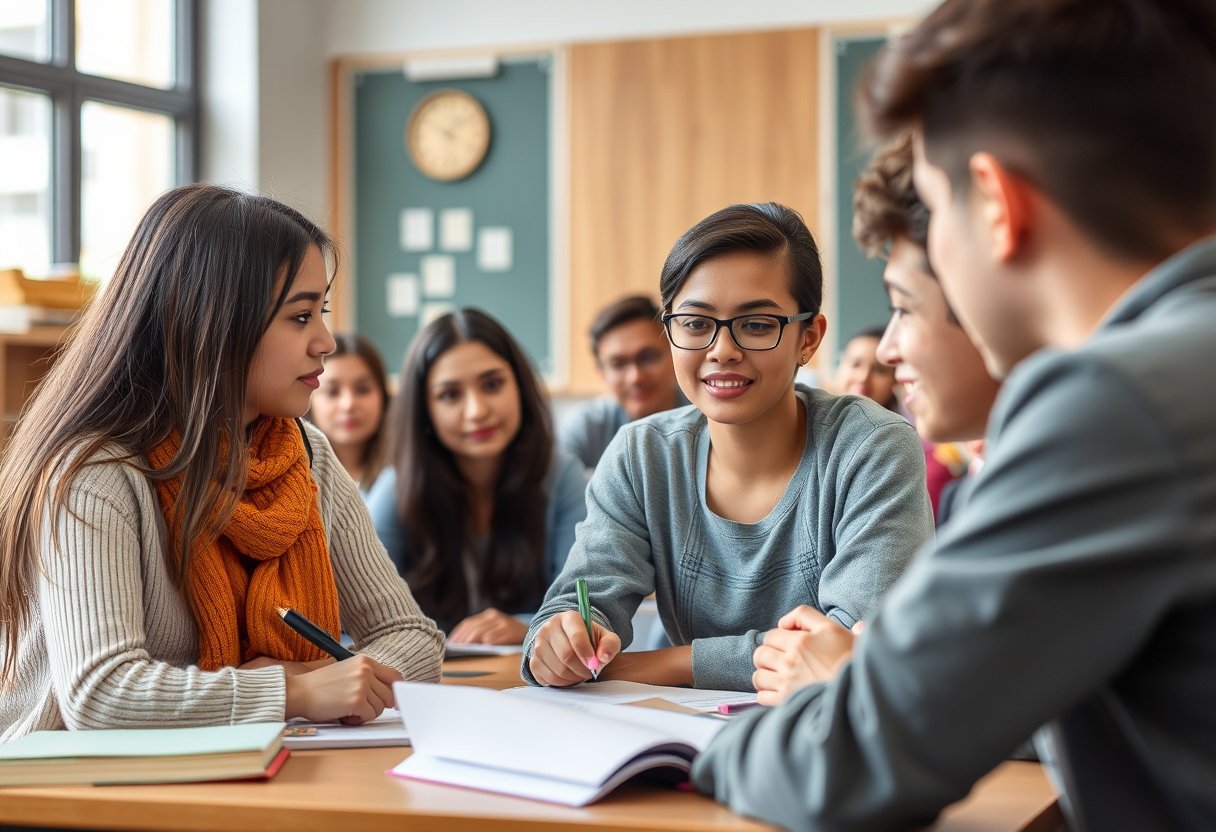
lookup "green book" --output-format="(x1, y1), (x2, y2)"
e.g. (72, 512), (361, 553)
(0, 722), (287, 786)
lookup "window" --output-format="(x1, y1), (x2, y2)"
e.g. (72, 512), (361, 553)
(0, 0), (196, 281)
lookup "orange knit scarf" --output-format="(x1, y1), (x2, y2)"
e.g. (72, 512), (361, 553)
(148, 418), (341, 671)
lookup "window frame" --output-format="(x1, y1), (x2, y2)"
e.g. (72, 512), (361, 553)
(0, 0), (198, 268)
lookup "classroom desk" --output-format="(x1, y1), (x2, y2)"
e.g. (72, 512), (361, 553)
(0, 655), (1063, 832)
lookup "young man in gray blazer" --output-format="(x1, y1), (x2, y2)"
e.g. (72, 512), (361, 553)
(692, 1), (1216, 829)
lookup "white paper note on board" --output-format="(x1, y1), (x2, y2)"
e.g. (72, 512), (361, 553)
(400, 208), (434, 252)
(421, 302), (455, 327)
(477, 227), (513, 272)
(421, 255), (457, 297)
(387, 273), (420, 317)
(440, 208), (474, 252)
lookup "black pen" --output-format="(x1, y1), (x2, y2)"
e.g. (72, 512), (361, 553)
(276, 606), (355, 660)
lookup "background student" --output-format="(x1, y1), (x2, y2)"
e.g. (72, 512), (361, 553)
(524, 202), (932, 691)
(558, 294), (688, 471)
(833, 322), (959, 517)
(753, 130), (1001, 704)
(831, 325), (896, 409)
(0, 184), (444, 743)
(307, 333), (391, 496)
(693, 1), (1216, 828)
(367, 308), (587, 645)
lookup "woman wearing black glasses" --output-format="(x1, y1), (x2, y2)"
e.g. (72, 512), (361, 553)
(524, 202), (933, 691)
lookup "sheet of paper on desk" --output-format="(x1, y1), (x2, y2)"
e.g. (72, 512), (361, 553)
(282, 708), (409, 749)
(444, 642), (522, 658)
(501, 680), (757, 712)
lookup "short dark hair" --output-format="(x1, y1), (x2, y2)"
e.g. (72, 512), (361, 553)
(853, 131), (929, 257)
(845, 325), (888, 347)
(859, 0), (1216, 262)
(659, 203), (823, 317)
(589, 295), (661, 358)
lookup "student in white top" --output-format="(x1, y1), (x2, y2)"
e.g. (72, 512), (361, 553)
(0, 184), (442, 742)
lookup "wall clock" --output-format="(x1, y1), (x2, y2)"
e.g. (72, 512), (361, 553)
(405, 89), (491, 182)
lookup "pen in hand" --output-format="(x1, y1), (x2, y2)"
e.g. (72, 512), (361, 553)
(276, 606), (355, 661)
(575, 578), (599, 680)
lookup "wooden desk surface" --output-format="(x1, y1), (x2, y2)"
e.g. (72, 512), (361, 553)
(0, 655), (1062, 832)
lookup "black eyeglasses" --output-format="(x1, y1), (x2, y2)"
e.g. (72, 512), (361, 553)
(661, 312), (814, 351)
(601, 347), (665, 376)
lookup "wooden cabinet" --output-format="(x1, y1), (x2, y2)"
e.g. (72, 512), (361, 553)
(0, 326), (70, 445)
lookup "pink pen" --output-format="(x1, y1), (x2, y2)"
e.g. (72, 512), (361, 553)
(717, 701), (762, 715)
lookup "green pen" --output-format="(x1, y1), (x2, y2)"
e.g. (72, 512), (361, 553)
(576, 578), (599, 680)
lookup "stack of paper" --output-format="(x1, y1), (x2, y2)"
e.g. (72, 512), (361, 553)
(443, 643), (522, 658)
(283, 708), (409, 750)
(500, 679), (757, 712)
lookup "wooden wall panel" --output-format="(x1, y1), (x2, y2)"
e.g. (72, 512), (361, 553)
(566, 28), (819, 394)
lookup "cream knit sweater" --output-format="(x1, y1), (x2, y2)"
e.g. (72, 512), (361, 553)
(0, 421), (444, 743)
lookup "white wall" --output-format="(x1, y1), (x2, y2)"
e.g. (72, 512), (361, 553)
(257, 0), (330, 225)
(200, 0), (330, 227)
(322, 0), (933, 55)
(202, 0), (933, 236)
(200, 0), (258, 188)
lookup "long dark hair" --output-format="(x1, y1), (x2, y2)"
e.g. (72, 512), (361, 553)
(0, 183), (334, 683)
(311, 333), (391, 489)
(388, 308), (553, 625)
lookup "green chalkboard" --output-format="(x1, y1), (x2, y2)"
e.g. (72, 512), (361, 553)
(353, 59), (551, 375)
(833, 36), (891, 353)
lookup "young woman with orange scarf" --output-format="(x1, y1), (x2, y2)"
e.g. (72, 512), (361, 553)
(0, 184), (443, 742)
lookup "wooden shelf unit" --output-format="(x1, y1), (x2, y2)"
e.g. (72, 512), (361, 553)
(0, 325), (71, 445)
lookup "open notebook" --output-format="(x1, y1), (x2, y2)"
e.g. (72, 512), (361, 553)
(391, 681), (725, 807)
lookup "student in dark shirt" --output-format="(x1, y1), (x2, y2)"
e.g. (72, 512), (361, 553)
(367, 309), (586, 644)
(557, 295), (687, 472)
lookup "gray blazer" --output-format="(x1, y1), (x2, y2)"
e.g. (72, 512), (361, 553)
(692, 237), (1216, 831)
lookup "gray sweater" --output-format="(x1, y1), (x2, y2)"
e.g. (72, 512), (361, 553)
(0, 421), (444, 743)
(524, 386), (933, 690)
(692, 238), (1216, 831)
(558, 387), (690, 471)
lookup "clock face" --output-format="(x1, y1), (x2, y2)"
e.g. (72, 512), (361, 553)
(406, 89), (492, 182)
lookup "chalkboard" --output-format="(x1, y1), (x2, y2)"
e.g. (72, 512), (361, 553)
(832, 36), (891, 353)
(353, 59), (551, 375)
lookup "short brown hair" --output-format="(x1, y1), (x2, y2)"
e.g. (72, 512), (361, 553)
(859, 0), (1216, 262)
(589, 295), (661, 358)
(852, 131), (928, 258)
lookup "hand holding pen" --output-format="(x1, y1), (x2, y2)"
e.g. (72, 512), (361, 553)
(273, 606), (403, 724)
(528, 582), (621, 687)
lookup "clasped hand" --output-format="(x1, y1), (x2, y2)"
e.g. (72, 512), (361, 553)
(752, 605), (861, 706)
(448, 607), (529, 645)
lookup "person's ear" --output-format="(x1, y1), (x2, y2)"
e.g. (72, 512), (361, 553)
(798, 314), (828, 364)
(969, 152), (1033, 262)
